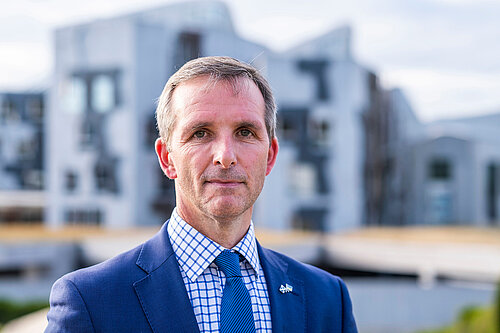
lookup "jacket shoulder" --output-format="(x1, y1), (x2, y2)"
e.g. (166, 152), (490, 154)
(62, 243), (145, 289)
(260, 246), (343, 285)
(259, 246), (358, 332)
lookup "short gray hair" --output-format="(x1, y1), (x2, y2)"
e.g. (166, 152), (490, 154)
(156, 56), (276, 149)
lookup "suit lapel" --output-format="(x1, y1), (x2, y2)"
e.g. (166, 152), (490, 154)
(133, 222), (200, 333)
(258, 243), (305, 333)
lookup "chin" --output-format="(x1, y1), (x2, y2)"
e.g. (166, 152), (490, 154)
(206, 202), (249, 220)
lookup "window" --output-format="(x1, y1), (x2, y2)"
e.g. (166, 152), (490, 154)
(63, 71), (120, 114)
(65, 171), (78, 192)
(288, 163), (317, 198)
(429, 159), (452, 180)
(26, 97), (44, 123)
(278, 117), (297, 141)
(486, 164), (498, 222)
(17, 139), (36, 161)
(94, 159), (119, 193)
(0, 207), (43, 224)
(65, 208), (102, 225)
(23, 170), (43, 190)
(91, 75), (115, 113)
(145, 115), (158, 146)
(175, 32), (201, 69)
(80, 116), (99, 147)
(297, 59), (331, 101)
(291, 208), (327, 232)
(64, 77), (87, 113)
(0, 98), (19, 122)
(310, 119), (330, 145)
(277, 108), (309, 145)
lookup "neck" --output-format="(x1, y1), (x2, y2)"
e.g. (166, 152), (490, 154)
(175, 205), (252, 249)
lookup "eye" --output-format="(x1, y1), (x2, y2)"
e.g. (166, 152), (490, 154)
(239, 129), (252, 137)
(193, 130), (206, 138)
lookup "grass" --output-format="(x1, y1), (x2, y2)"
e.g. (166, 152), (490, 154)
(0, 299), (48, 326)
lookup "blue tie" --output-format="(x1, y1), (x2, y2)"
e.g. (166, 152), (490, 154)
(215, 250), (256, 333)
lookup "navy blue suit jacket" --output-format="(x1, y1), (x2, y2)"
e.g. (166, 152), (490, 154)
(46, 222), (357, 332)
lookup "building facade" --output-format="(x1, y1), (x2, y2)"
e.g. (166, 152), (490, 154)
(48, 0), (395, 231)
(255, 26), (381, 232)
(47, 1), (267, 228)
(45, 1), (499, 230)
(0, 92), (45, 223)
(405, 115), (500, 226)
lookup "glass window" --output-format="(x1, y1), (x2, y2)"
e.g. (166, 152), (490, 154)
(91, 75), (115, 113)
(175, 32), (201, 69)
(94, 160), (119, 193)
(23, 170), (43, 190)
(310, 119), (330, 145)
(429, 159), (452, 180)
(1, 98), (19, 122)
(65, 208), (102, 225)
(291, 208), (327, 231)
(65, 171), (78, 192)
(64, 77), (87, 113)
(297, 59), (330, 101)
(26, 97), (44, 122)
(289, 163), (317, 198)
(486, 164), (498, 221)
(17, 139), (36, 161)
(278, 117), (296, 141)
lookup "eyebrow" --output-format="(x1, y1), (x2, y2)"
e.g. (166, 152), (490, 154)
(236, 121), (262, 131)
(185, 120), (264, 133)
(187, 122), (211, 132)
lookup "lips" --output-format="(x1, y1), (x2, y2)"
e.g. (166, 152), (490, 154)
(205, 179), (243, 187)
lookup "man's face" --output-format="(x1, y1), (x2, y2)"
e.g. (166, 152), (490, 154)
(156, 76), (278, 224)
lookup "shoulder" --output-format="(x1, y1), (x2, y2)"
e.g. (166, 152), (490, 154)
(61, 243), (145, 290)
(46, 244), (146, 332)
(260, 246), (345, 286)
(259, 246), (358, 332)
(259, 245), (353, 309)
(59, 221), (172, 289)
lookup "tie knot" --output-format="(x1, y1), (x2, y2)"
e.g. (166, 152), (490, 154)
(214, 250), (242, 278)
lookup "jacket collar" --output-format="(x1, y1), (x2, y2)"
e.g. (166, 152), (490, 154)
(132, 222), (306, 333)
(258, 242), (305, 333)
(133, 221), (200, 333)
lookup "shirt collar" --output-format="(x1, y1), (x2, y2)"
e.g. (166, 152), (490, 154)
(167, 208), (260, 282)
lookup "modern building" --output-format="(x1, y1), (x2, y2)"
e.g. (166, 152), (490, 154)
(255, 26), (390, 232)
(0, 92), (45, 223)
(405, 114), (500, 226)
(46, 0), (499, 231)
(47, 1), (267, 228)
(362, 87), (425, 226)
(48, 0), (400, 231)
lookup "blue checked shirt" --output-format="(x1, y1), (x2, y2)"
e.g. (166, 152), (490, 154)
(167, 208), (272, 333)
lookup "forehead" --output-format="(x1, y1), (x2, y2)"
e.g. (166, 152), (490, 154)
(171, 76), (265, 123)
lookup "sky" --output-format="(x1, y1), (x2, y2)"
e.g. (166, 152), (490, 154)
(1, 0), (500, 122)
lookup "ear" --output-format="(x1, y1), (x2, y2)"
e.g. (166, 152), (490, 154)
(265, 137), (279, 176)
(155, 138), (177, 179)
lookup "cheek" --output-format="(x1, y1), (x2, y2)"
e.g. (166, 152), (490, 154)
(177, 151), (209, 179)
(244, 151), (270, 174)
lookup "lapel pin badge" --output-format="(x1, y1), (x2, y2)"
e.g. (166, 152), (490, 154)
(279, 283), (293, 294)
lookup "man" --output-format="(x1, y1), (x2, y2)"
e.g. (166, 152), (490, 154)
(46, 56), (357, 332)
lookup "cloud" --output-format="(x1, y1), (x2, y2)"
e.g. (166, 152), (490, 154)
(382, 68), (500, 121)
(1, 0), (500, 120)
(0, 42), (50, 91)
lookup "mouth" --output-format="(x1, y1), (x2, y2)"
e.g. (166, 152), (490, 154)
(205, 179), (244, 187)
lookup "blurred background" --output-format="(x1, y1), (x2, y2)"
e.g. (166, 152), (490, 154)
(1, 0), (500, 332)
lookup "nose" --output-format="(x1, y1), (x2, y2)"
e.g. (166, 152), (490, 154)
(213, 135), (237, 168)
